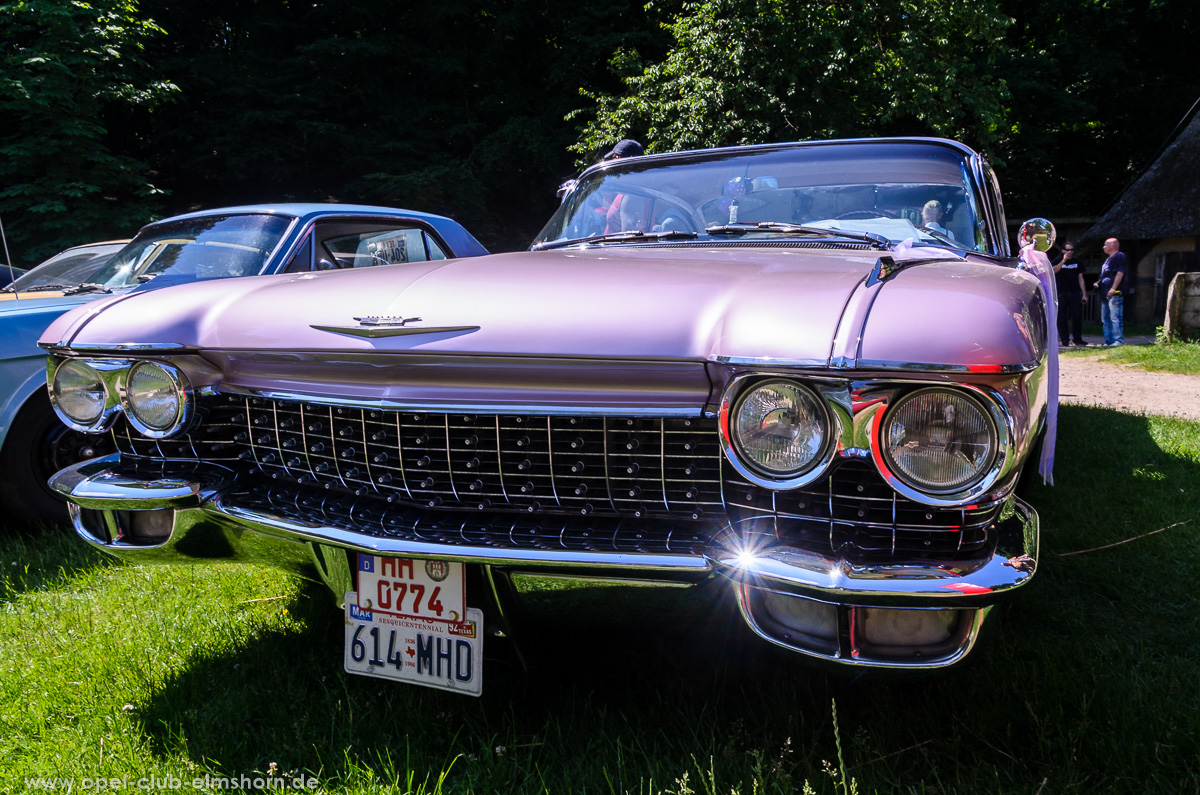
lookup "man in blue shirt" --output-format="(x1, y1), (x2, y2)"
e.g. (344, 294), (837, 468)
(1098, 237), (1128, 346)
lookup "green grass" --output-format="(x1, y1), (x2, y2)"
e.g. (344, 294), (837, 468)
(3, 405), (1200, 793)
(1061, 337), (1200, 375)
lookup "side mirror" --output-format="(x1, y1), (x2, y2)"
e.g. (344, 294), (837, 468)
(1017, 218), (1056, 252)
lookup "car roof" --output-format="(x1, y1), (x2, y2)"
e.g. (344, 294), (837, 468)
(578, 136), (980, 181)
(148, 203), (456, 227)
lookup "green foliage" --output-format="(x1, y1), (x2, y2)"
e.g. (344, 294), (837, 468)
(0, 0), (176, 264)
(992, 0), (1200, 220)
(134, 0), (673, 252)
(573, 0), (1013, 161)
(1064, 337), (1200, 375)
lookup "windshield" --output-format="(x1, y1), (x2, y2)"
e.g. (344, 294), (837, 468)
(533, 142), (987, 252)
(86, 214), (293, 290)
(7, 242), (126, 292)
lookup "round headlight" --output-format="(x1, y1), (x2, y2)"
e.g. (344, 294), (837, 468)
(52, 361), (108, 426)
(880, 389), (997, 493)
(731, 381), (829, 477)
(125, 362), (185, 434)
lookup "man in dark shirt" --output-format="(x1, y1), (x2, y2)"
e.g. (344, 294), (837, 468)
(1097, 237), (1128, 346)
(1053, 241), (1087, 346)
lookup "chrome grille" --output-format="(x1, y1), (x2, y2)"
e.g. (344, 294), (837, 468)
(109, 393), (1000, 559)
(725, 460), (993, 556)
(223, 395), (723, 519)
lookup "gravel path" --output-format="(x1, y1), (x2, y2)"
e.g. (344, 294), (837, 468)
(1058, 353), (1200, 421)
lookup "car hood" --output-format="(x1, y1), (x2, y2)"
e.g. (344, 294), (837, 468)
(0, 291), (106, 314)
(44, 247), (1044, 368)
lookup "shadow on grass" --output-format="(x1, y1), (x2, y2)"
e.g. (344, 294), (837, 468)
(0, 522), (114, 603)
(132, 404), (1200, 792)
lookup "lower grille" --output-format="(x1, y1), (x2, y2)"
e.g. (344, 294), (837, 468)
(232, 482), (722, 557)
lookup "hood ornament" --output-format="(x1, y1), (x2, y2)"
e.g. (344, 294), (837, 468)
(354, 316), (422, 327)
(311, 315), (479, 339)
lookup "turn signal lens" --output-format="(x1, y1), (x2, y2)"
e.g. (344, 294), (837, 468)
(52, 361), (107, 425)
(881, 389), (996, 492)
(731, 381), (828, 476)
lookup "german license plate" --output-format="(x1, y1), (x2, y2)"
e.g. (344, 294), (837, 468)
(344, 591), (483, 696)
(355, 554), (466, 623)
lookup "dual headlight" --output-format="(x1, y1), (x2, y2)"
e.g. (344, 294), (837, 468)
(724, 380), (1000, 498)
(879, 388), (998, 494)
(50, 359), (191, 438)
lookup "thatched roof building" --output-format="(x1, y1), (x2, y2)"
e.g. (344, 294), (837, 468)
(1083, 110), (1200, 241)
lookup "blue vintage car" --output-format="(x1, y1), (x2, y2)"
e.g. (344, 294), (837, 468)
(0, 204), (486, 525)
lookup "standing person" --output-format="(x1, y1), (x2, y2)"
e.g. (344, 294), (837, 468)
(1053, 241), (1087, 346)
(1097, 237), (1128, 347)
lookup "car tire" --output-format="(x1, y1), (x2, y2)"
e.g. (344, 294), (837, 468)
(0, 391), (114, 528)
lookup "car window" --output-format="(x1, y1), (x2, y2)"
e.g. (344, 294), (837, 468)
(535, 142), (990, 253)
(285, 222), (448, 273)
(7, 243), (126, 292)
(89, 214), (293, 289)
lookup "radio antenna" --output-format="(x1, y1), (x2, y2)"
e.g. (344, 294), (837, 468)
(0, 214), (17, 299)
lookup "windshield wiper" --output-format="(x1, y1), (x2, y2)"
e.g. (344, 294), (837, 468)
(62, 282), (112, 295)
(16, 283), (77, 293)
(704, 222), (892, 250)
(532, 229), (698, 251)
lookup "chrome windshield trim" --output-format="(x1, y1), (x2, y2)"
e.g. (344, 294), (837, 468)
(202, 385), (706, 418)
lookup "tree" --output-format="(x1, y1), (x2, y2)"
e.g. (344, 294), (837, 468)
(572, 0), (1013, 161)
(0, 0), (176, 264)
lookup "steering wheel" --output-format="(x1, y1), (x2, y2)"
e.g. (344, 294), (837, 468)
(835, 209), (898, 220)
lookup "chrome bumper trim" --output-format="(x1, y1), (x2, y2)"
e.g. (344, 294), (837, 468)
(715, 495), (1037, 605)
(210, 498), (712, 572)
(58, 457), (1037, 604)
(49, 454), (237, 510)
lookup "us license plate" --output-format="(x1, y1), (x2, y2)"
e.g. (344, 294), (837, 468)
(344, 591), (483, 696)
(356, 554), (466, 623)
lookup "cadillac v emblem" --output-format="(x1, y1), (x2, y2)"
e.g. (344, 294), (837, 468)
(310, 314), (480, 339)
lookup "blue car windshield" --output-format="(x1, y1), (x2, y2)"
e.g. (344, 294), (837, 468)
(533, 142), (987, 252)
(88, 214), (293, 289)
(5, 242), (126, 292)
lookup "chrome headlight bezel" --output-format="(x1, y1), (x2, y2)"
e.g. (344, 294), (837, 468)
(874, 386), (1004, 500)
(719, 377), (836, 490)
(48, 358), (125, 432)
(123, 361), (193, 439)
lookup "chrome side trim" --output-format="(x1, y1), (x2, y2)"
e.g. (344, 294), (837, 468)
(854, 359), (1040, 375)
(203, 385), (706, 418)
(710, 356), (1038, 374)
(60, 342), (191, 352)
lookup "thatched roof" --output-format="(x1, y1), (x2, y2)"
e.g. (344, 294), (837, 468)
(1083, 110), (1200, 242)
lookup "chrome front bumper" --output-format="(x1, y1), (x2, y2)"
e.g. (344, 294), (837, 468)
(53, 455), (1039, 669)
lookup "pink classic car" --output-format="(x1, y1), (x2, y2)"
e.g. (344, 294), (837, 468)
(40, 139), (1049, 695)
